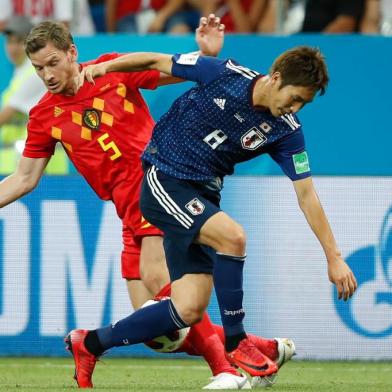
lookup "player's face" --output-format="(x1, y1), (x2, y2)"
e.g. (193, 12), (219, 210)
(269, 75), (316, 117)
(29, 42), (78, 95)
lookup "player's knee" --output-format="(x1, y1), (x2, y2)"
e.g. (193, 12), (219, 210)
(180, 308), (204, 325)
(219, 225), (247, 256)
(175, 302), (206, 325)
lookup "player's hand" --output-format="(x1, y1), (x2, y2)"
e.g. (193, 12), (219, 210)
(328, 257), (357, 301)
(196, 14), (225, 57)
(77, 63), (108, 89)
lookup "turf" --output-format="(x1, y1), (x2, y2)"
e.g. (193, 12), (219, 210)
(0, 357), (391, 391)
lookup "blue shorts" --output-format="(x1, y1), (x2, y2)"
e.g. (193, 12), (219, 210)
(140, 165), (222, 281)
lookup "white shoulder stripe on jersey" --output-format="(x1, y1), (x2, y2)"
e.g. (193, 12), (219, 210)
(228, 60), (259, 77)
(226, 60), (259, 80)
(289, 114), (300, 128)
(146, 166), (193, 229)
(281, 114), (300, 130)
(226, 61), (258, 79)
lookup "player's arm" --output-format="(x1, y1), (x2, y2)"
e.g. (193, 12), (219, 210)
(80, 52), (173, 87)
(80, 14), (225, 87)
(292, 177), (357, 300)
(0, 156), (48, 208)
(157, 13), (225, 86)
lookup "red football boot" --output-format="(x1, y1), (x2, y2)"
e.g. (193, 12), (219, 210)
(65, 329), (98, 388)
(225, 337), (278, 377)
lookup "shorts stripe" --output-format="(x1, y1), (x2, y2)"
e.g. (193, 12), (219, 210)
(146, 166), (194, 229)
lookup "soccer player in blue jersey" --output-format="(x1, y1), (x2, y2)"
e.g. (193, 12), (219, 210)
(69, 46), (357, 385)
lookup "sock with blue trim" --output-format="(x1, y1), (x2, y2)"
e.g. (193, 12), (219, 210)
(213, 252), (247, 351)
(87, 299), (188, 354)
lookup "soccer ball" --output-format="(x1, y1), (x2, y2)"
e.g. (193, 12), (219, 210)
(141, 299), (190, 353)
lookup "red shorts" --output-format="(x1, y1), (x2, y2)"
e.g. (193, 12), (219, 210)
(121, 222), (162, 280)
(115, 170), (162, 279)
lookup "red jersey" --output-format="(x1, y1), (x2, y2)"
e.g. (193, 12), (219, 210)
(25, 53), (160, 230)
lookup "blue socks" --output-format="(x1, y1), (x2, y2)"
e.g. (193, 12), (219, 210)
(95, 299), (188, 351)
(88, 254), (246, 354)
(213, 252), (246, 344)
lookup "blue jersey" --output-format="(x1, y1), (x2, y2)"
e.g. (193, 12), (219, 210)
(142, 54), (312, 181)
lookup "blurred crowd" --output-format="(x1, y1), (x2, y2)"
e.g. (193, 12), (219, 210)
(0, 0), (391, 36)
(0, 0), (390, 175)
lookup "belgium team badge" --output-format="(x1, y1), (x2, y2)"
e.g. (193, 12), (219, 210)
(83, 109), (100, 130)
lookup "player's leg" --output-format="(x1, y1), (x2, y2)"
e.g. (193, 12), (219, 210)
(67, 183), (219, 389)
(140, 166), (276, 377)
(139, 235), (170, 296)
(197, 212), (278, 376)
(126, 279), (152, 309)
(66, 271), (208, 388)
(126, 223), (247, 385)
(197, 212), (247, 350)
(122, 225), (236, 372)
(121, 225), (155, 308)
(139, 250), (249, 389)
(153, 284), (239, 377)
(167, 261), (250, 389)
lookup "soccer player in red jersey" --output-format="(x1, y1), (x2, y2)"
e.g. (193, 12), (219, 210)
(0, 18), (294, 389)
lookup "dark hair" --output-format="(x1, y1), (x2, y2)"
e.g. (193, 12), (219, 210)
(270, 46), (329, 95)
(25, 21), (74, 56)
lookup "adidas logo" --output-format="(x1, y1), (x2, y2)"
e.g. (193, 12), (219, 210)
(213, 98), (226, 110)
(54, 106), (64, 117)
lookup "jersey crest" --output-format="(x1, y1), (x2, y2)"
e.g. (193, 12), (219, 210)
(83, 109), (100, 130)
(185, 198), (205, 215)
(241, 127), (267, 150)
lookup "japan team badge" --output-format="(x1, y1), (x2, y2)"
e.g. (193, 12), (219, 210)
(241, 127), (267, 150)
(185, 198), (205, 215)
(83, 109), (100, 130)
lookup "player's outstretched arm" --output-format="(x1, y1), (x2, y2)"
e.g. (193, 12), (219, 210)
(79, 14), (225, 88)
(79, 52), (173, 87)
(0, 156), (48, 208)
(293, 177), (358, 301)
(156, 13), (225, 86)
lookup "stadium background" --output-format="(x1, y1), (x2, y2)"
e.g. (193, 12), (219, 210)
(0, 34), (391, 359)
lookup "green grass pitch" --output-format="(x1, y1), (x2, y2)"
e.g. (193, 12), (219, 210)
(0, 357), (391, 391)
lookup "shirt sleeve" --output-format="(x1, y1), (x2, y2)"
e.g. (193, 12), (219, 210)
(8, 72), (46, 115)
(23, 117), (57, 158)
(268, 130), (312, 181)
(171, 54), (227, 85)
